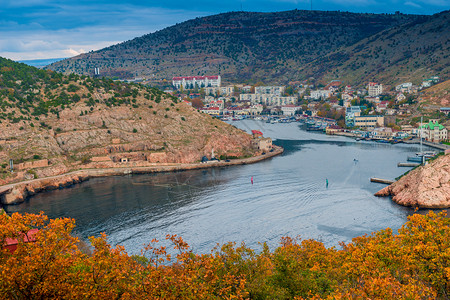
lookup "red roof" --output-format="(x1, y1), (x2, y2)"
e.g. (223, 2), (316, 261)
(252, 130), (263, 136)
(4, 229), (39, 253)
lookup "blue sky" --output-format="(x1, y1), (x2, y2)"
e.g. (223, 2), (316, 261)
(1, 0), (449, 61)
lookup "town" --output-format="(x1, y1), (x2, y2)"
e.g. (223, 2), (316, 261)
(165, 75), (448, 144)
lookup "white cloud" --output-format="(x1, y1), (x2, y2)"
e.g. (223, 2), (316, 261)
(0, 5), (210, 60)
(328, 0), (378, 6)
(404, 1), (422, 8)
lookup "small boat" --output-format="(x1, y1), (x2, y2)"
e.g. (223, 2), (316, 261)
(416, 151), (436, 158)
(407, 155), (425, 163)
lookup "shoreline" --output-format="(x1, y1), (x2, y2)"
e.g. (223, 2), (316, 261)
(0, 146), (284, 206)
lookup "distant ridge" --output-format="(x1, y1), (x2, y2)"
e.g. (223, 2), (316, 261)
(299, 10), (450, 85)
(46, 10), (421, 84)
(20, 58), (66, 68)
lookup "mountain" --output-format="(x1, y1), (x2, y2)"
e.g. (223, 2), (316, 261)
(300, 10), (450, 85)
(46, 10), (419, 84)
(0, 57), (255, 185)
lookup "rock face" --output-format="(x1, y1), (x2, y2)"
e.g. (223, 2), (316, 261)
(375, 154), (450, 208)
(1, 174), (89, 205)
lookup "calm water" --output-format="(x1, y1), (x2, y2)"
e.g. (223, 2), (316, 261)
(5, 121), (435, 254)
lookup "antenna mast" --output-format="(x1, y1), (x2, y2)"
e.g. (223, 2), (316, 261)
(310, 0), (313, 10)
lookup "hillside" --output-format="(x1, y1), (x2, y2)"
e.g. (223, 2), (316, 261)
(0, 57), (255, 185)
(420, 79), (450, 108)
(46, 10), (419, 84)
(301, 10), (450, 85)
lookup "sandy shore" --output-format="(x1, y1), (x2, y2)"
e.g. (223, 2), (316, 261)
(0, 146), (283, 205)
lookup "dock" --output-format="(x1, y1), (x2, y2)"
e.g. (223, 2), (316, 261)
(398, 162), (420, 167)
(370, 178), (394, 184)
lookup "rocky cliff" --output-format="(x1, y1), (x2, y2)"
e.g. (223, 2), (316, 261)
(375, 153), (450, 208)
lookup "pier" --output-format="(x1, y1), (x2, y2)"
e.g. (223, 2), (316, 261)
(370, 178), (394, 184)
(398, 162), (420, 167)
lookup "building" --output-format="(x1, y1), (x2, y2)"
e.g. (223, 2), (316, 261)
(354, 115), (385, 129)
(251, 130), (273, 152)
(248, 104), (264, 115)
(310, 89), (332, 100)
(440, 107), (450, 115)
(325, 125), (343, 135)
(395, 82), (413, 93)
(281, 105), (300, 116)
(240, 94), (297, 106)
(172, 76), (221, 89)
(371, 127), (393, 138)
(201, 107), (221, 116)
(205, 85), (234, 96)
(396, 93), (406, 102)
(367, 82), (383, 97)
(255, 86), (285, 96)
(345, 106), (361, 127)
(419, 120), (448, 143)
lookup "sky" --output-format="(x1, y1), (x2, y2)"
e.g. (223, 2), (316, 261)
(1, 0), (449, 61)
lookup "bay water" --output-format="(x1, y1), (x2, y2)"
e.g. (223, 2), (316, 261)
(5, 121), (433, 254)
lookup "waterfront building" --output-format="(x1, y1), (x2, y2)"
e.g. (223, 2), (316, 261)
(367, 82), (383, 97)
(251, 130), (273, 152)
(281, 105), (300, 116)
(172, 76), (221, 89)
(354, 115), (385, 129)
(419, 120), (448, 143)
(371, 127), (393, 138)
(249, 104), (263, 115)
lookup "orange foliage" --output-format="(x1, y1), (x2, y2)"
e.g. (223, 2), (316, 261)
(0, 211), (449, 299)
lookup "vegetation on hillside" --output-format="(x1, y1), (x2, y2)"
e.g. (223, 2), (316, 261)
(0, 57), (176, 124)
(46, 10), (419, 84)
(302, 10), (450, 85)
(0, 211), (448, 299)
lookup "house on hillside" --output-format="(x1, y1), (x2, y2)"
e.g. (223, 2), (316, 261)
(396, 93), (406, 102)
(367, 82), (383, 97)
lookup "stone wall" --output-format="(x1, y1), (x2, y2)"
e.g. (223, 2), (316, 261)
(17, 159), (49, 170)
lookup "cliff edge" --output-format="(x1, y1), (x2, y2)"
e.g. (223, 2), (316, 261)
(375, 153), (450, 208)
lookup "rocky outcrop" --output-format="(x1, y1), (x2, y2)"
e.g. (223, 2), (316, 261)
(375, 154), (450, 208)
(1, 173), (89, 205)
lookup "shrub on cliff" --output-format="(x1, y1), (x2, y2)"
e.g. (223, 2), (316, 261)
(0, 211), (448, 299)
